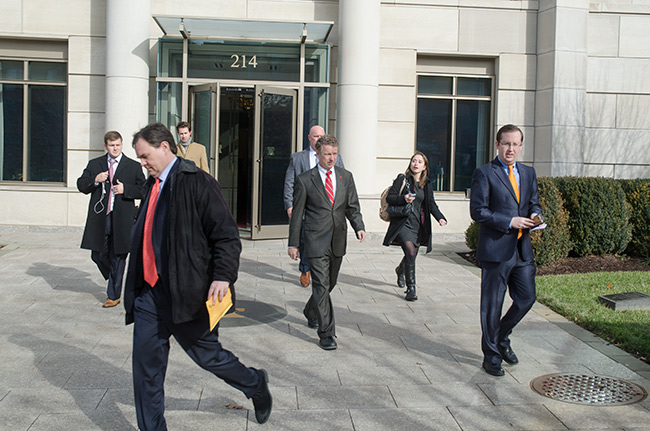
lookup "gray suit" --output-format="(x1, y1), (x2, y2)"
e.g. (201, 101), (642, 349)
(288, 166), (364, 339)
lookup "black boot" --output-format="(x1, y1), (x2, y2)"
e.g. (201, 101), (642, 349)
(395, 258), (405, 288)
(404, 263), (417, 301)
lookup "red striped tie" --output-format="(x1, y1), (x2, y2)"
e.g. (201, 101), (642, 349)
(325, 170), (334, 206)
(143, 179), (160, 287)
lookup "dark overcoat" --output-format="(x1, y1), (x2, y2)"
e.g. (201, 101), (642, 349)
(77, 154), (145, 255)
(124, 158), (241, 325)
(382, 174), (446, 253)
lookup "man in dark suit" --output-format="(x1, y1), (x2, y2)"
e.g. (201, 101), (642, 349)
(77, 131), (145, 308)
(125, 123), (271, 430)
(470, 124), (542, 377)
(283, 125), (344, 287)
(288, 134), (366, 350)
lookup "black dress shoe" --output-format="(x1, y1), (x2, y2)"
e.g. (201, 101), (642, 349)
(303, 311), (318, 329)
(498, 346), (519, 365)
(318, 336), (337, 350)
(252, 369), (272, 424)
(482, 361), (505, 377)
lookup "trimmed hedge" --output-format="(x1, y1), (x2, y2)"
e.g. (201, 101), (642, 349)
(465, 220), (479, 251)
(530, 177), (572, 266)
(620, 179), (650, 258)
(554, 177), (631, 256)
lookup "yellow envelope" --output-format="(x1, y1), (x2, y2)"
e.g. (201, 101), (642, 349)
(205, 289), (233, 331)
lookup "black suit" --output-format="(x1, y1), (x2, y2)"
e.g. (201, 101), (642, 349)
(288, 165), (365, 339)
(77, 153), (144, 300)
(470, 157), (542, 366)
(125, 158), (262, 431)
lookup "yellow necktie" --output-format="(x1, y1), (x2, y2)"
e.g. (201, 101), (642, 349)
(508, 165), (522, 239)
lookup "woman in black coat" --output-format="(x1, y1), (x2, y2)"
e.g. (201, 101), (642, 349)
(382, 152), (447, 301)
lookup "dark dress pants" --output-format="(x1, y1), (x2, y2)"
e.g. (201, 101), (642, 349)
(132, 283), (261, 431)
(91, 213), (126, 300)
(303, 248), (342, 339)
(480, 240), (536, 366)
(298, 221), (310, 273)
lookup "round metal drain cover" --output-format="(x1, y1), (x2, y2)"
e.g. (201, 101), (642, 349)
(530, 373), (647, 406)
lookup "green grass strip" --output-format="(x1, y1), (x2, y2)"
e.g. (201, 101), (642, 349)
(536, 271), (650, 362)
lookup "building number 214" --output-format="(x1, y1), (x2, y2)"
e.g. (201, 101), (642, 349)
(230, 54), (258, 68)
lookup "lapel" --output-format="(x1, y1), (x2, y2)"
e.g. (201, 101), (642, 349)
(492, 158), (519, 204)
(309, 167), (331, 208)
(332, 166), (344, 209)
(301, 149), (312, 172)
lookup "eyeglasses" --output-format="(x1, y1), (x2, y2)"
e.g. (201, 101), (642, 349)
(498, 143), (522, 149)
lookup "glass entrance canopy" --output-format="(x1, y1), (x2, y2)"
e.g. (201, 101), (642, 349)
(153, 16), (334, 43)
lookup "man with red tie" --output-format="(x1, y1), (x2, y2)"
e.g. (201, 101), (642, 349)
(77, 131), (144, 308)
(124, 123), (271, 430)
(287, 135), (366, 351)
(470, 124), (542, 377)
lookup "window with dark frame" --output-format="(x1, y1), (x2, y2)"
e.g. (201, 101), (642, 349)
(0, 58), (67, 183)
(416, 74), (492, 192)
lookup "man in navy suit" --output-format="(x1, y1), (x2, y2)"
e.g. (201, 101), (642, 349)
(283, 125), (344, 287)
(470, 124), (542, 377)
(287, 135), (365, 350)
(125, 123), (271, 430)
(77, 131), (145, 308)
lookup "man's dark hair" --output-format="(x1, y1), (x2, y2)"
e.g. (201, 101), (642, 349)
(315, 134), (339, 152)
(496, 124), (524, 143)
(176, 121), (191, 131)
(104, 130), (122, 145)
(132, 122), (178, 154)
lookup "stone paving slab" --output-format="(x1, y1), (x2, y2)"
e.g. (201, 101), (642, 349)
(1, 228), (649, 430)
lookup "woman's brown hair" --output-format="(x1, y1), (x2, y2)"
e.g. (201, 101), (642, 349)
(404, 151), (430, 189)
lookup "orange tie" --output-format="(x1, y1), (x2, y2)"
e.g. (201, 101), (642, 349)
(143, 178), (160, 286)
(508, 165), (522, 240)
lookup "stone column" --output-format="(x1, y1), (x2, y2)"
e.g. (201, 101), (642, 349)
(105, 0), (150, 154)
(337, 0), (380, 194)
(534, 0), (589, 176)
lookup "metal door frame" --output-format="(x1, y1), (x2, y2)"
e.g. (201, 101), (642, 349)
(251, 85), (298, 239)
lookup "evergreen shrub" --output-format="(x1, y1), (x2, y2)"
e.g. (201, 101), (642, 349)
(530, 177), (572, 266)
(465, 220), (479, 251)
(554, 177), (631, 256)
(620, 179), (650, 258)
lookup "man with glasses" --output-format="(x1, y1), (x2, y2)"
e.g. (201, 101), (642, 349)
(470, 124), (542, 377)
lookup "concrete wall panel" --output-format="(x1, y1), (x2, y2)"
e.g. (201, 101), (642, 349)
(151, 0), (244, 17)
(377, 122), (416, 159)
(0, 1), (22, 33)
(587, 14), (619, 57)
(616, 95), (650, 129)
(586, 93), (617, 128)
(379, 48), (416, 86)
(380, 6), (458, 50)
(459, 8), (537, 54)
(378, 86), (416, 123)
(23, 0), (106, 36)
(68, 75), (106, 114)
(67, 113), (106, 151)
(587, 57), (650, 94)
(498, 54), (536, 91)
(619, 15), (650, 58)
(68, 36), (105, 75)
(496, 90), (536, 127)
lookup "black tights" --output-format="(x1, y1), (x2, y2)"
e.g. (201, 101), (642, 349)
(401, 241), (419, 267)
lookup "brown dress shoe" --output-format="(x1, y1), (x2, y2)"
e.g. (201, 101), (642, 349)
(300, 271), (311, 287)
(102, 298), (121, 308)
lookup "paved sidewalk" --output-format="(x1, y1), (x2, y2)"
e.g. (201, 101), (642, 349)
(0, 226), (649, 431)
